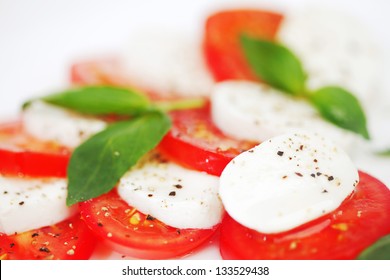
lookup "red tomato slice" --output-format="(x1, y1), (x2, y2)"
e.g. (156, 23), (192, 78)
(158, 103), (256, 176)
(203, 9), (283, 81)
(70, 58), (131, 87)
(220, 171), (390, 260)
(0, 121), (70, 177)
(79, 189), (219, 259)
(0, 214), (97, 260)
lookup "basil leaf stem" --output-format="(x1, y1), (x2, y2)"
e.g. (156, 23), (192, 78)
(309, 86), (370, 139)
(376, 149), (390, 157)
(154, 97), (206, 112)
(66, 112), (171, 206)
(240, 34), (307, 96)
(42, 85), (150, 116)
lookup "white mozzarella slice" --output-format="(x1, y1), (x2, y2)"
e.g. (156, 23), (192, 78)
(22, 101), (107, 148)
(219, 132), (358, 234)
(121, 30), (214, 98)
(0, 176), (77, 235)
(278, 7), (382, 105)
(117, 154), (223, 229)
(211, 81), (357, 151)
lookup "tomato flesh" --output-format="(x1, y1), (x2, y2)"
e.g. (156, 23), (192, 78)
(203, 9), (283, 81)
(158, 103), (256, 176)
(0, 121), (70, 177)
(220, 171), (390, 259)
(0, 214), (97, 260)
(79, 189), (219, 259)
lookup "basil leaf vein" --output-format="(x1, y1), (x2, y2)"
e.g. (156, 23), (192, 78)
(66, 111), (171, 206)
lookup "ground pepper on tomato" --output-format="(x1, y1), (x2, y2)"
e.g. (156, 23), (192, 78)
(79, 189), (219, 259)
(0, 214), (97, 260)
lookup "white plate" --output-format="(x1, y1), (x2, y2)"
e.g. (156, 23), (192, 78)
(0, 0), (389, 260)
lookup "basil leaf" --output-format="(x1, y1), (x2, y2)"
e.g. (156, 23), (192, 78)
(309, 86), (370, 139)
(240, 34), (307, 95)
(376, 149), (390, 157)
(357, 235), (390, 260)
(66, 112), (171, 206)
(42, 85), (150, 116)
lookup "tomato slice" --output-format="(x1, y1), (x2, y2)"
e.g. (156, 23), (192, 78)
(203, 9), (283, 81)
(220, 171), (390, 260)
(0, 121), (70, 177)
(79, 189), (219, 259)
(158, 103), (256, 176)
(0, 214), (97, 260)
(70, 58), (132, 87)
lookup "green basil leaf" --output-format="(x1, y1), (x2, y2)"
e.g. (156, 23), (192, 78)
(357, 234), (390, 260)
(309, 86), (370, 139)
(240, 34), (307, 95)
(66, 111), (171, 206)
(42, 85), (150, 116)
(376, 149), (390, 157)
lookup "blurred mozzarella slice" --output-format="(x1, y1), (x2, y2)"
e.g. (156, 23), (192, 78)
(219, 132), (358, 233)
(0, 176), (77, 235)
(120, 30), (214, 97)
(211, 81), (357, 151)
(278, 7), (383, 105)
(22, 101), (107, 148)
(117, 153), (223, 229)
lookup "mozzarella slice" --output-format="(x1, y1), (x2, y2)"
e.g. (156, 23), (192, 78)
(0, 176), (77, 235)
(278, 7), (382, 105)
(22, 101), (107, 148)
(117, 154), (223, 229)
(211, 81), (356, 151)
(219, 132), (358, 234)
(121, 30), (214, 97)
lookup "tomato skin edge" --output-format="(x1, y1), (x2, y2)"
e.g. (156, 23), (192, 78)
(0, 148), (69, 178)
(0, 121), (70, 178)
(158, 132), (231, 177)
(79, 189), (220, 260)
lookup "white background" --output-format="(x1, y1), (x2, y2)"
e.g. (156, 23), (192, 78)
(0, 0), (390, 262)
(0, 0), (389, 116)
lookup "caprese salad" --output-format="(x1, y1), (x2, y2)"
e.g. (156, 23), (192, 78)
(1, 7), (389, 261)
